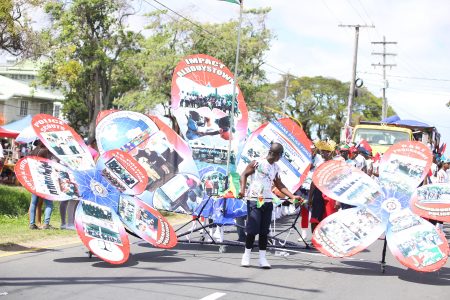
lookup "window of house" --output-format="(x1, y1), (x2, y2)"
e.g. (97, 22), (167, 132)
(40, 103), (53, 114)
(19, 100), (28, 116)
(54, 104), (61, 118)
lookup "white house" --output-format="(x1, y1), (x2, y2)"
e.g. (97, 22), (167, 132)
(0, 59), (63, 125)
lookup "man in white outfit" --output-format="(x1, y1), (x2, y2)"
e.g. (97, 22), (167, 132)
(238, 142), (301, 269)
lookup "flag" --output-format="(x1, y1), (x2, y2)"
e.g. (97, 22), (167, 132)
(257, 196), (264, 208)
(439, 142), (446, 154)
(222, 171), (240, 197)
(219, 0), (241, 4)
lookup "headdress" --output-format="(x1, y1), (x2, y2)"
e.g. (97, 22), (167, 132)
(339, 144), (350, 151)
(314, 139), (336, 152)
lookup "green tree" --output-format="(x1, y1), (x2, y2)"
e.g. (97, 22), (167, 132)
(39, 0), (140, 136)
(114, 8), (273, 116)
(269, 76), (388, 141)
(0, 0), (42, 56)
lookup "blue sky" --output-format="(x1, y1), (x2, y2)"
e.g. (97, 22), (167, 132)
(130, 0), (449, 154)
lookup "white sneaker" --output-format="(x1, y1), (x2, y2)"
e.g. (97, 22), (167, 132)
(241, 248), (251, 267)
(213, 226), (223, 242)
(259, 250), (271, 269)
(299, 229), (309, 241)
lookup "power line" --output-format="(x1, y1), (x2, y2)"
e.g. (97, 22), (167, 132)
(0, 102), (51, 112)
(345, 0), (367, 25)
(145, 0), (216, 36)
(348, 1), (438, 84)
(389, 86), (450, 97)
(356, 0), (375, 25)
(389, 105), (450, 129)
(144, 0), (291, 77)
(360, 73), (450, 94)
(371, 36), (396, 119)
(358, 71), (450, 82)
(320, 0), (343, 24)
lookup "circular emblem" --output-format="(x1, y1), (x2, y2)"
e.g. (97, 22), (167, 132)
(90, 179), (108, 197)
(381, 197), (401, 213)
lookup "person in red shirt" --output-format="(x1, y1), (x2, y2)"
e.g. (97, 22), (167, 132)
(309, 140), (338, 234)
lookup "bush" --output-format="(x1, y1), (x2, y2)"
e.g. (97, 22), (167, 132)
(0, 185), (32, 216)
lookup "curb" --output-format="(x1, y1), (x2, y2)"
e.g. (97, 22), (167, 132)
(0, 217), (191, 258)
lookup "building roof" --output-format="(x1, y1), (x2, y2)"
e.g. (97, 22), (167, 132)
(0, 75), (64, 101)
(0, 59), (40, 75)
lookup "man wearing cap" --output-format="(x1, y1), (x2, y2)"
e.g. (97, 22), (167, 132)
(354, 146), (368, 172)
(238, 142), (301, 269)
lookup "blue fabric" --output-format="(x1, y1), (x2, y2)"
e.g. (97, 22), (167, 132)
(382, 115), (433, 128)
(2, 115), (32, 131)
(194, 197), (247, 225)
(186, 117), (200, 140)
(381, 115), (400, 123)
(389, 119), (432, 128)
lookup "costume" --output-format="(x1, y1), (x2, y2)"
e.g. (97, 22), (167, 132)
(310, 139), (338, 224)
(245, 158), (280, 241)
(241, 157), (280, 269)
(310, 183), (338, 224)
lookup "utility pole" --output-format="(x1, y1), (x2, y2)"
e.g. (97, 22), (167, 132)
(225, 0), (243, 179)
(339, 24), (374, 126)
(371, 36), (397, 120)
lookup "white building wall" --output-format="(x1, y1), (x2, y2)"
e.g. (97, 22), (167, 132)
(4, 98), (19, 123)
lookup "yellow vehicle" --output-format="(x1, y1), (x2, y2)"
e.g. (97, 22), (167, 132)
(349, 119), (441, 155)
(351, 123), (413, 155)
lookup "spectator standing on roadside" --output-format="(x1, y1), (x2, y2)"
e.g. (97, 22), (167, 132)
(29, 140), (55, 230)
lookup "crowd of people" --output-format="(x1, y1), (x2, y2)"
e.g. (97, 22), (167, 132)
(8, 119), (449, 269)
(180, 92), (241, 117)
(26, 137), (99, 230)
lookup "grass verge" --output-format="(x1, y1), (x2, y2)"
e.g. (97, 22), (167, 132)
(0, 201), (78, 252)
(0, 200), (191, 253)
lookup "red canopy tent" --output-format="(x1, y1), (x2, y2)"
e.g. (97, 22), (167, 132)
(0, 127), (19, 138)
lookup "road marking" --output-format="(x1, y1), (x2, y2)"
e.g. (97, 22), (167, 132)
(0, 291), (8, 296)
(0, 248), (40, 258)
(199, 292), (226, 300)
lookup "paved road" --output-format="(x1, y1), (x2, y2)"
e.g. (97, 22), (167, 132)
(1, 215), (450, 300)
